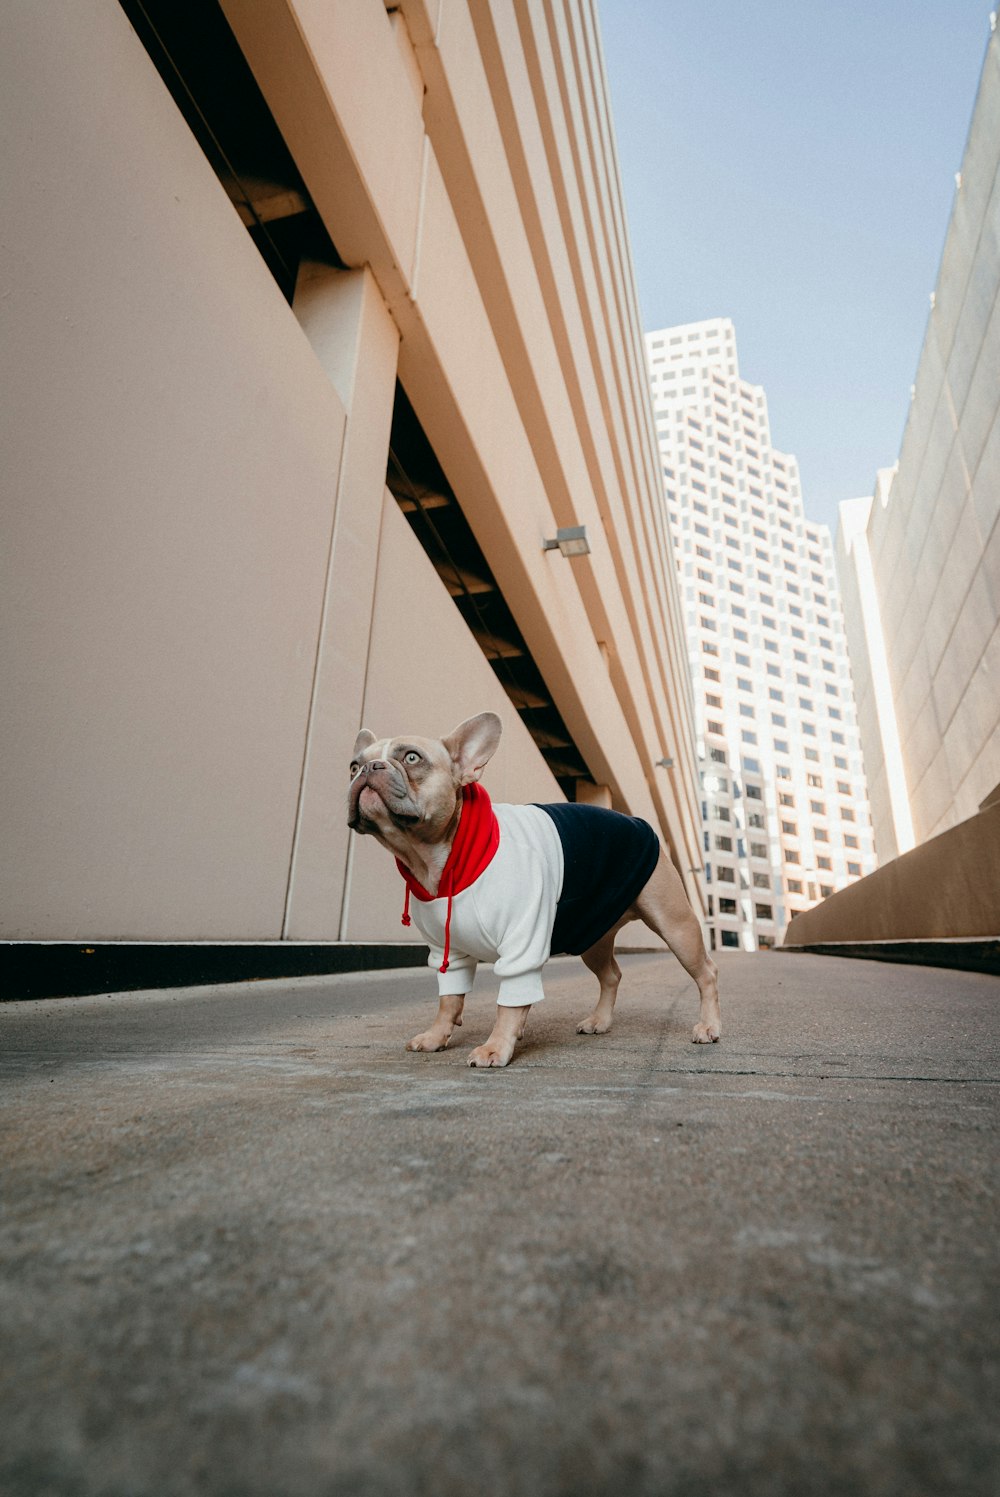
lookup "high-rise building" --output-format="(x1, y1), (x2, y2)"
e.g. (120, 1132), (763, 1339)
(645, 318), (877, 951)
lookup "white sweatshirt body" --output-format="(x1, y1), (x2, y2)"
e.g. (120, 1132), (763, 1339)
(405, 803), (564, 1007)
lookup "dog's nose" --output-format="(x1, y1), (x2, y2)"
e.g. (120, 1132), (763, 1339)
(367, 759), (386, 773)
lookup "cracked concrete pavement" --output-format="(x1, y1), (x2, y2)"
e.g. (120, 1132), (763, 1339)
(1, 950), (997, 1496)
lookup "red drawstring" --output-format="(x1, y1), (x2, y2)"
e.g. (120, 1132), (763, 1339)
(440, 892), (453, 974)
(400, 881), (450, 973)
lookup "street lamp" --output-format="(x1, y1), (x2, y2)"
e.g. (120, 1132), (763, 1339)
(542, 525), (591, 557)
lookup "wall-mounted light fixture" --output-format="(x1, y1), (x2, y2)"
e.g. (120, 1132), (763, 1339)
(542, 525), (590, 557)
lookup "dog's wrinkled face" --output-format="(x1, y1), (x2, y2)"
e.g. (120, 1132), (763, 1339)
(347, 713), (502, 849)
(347, 732), (456, 840)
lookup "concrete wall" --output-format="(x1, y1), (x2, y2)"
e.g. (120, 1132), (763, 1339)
(2, 0), (701, 944)
(838, 24), (1000, 854)
(783, 802), (1000, 945)
(1, 1), (349, 939)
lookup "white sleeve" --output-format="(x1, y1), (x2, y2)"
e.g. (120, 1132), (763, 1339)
(408, 903), (477, 996)
(476, 851), (557, 1007)
(429, 948), (477, 998)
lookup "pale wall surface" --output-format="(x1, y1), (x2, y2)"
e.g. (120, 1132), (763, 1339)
(0, 2), (348, 939)
(3, 0), (702, 944)
(836, 484), (915, 866)
(837, 505), (895, 863)
(858, 26), (1000, 847)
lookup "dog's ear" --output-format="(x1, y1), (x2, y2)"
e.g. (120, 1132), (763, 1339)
(442, 713), (503, 785)
(352, 729), (377, 758)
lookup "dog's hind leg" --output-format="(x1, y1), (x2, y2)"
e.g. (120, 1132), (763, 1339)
(634, 851), (721, 1044)
(576, 930), (622, 1035)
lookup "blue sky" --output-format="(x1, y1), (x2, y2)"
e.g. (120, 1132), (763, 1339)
(598, 1), (992, 530)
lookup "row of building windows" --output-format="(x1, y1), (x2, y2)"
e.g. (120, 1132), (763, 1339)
(707, 862), (862, 890)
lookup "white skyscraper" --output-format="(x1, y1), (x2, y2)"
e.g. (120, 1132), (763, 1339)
(645, 318), (877, 951)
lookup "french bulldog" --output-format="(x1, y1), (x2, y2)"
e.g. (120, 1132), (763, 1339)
(347, 711), (720, 1068)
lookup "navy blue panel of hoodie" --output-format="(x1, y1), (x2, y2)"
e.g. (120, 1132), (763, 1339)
(533, 802), (661, 955)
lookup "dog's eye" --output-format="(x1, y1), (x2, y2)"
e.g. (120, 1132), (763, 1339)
(349, 762), (359, 779)
(404, 751), (421, 766)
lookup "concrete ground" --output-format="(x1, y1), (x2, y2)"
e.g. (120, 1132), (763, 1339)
(1, 951), (997, 1497)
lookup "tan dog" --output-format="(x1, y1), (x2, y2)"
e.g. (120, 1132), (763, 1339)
(348, 712), (720, 1068)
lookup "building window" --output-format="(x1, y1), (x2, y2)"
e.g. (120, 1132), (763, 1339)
(721, 930), (740, 948)
(755, 904), (773, 920)
(719, 897), (737, 914)
(717, 867), (736, 883)
(847, 862), (861, 877)
(752, 873), (770, 889)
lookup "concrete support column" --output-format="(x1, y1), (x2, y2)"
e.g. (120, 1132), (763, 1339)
(575, 781), (612, 809)
(282, 263), (400, 939)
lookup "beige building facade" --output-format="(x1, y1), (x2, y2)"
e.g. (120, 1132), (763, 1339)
(834, 20), (1000, 864)
(1, 0), (700, 947)
(787, 20), (999, 952)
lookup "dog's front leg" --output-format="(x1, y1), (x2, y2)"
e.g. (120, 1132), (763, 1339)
(468, 1004), (529, 1069)
(406, 993), (465, 1053)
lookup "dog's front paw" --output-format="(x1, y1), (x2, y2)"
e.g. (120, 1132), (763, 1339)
(576, 1012), (612, 1035)
(691, 1021), (721, 1044)
(406, 1028), (453, 1053)
(468, 1039), (515, 1069)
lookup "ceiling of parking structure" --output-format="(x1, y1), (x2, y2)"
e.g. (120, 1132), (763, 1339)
(119, 0), (344, 302)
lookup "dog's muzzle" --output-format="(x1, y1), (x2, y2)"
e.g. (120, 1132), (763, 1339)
(347, 762), (417, 830)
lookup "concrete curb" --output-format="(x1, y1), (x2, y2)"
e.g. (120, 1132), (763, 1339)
(0, 941), (430, 1002)
(779, 937), (1000, 976)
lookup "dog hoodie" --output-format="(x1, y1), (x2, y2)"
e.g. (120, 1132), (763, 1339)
(396, 784), (659, 1006)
